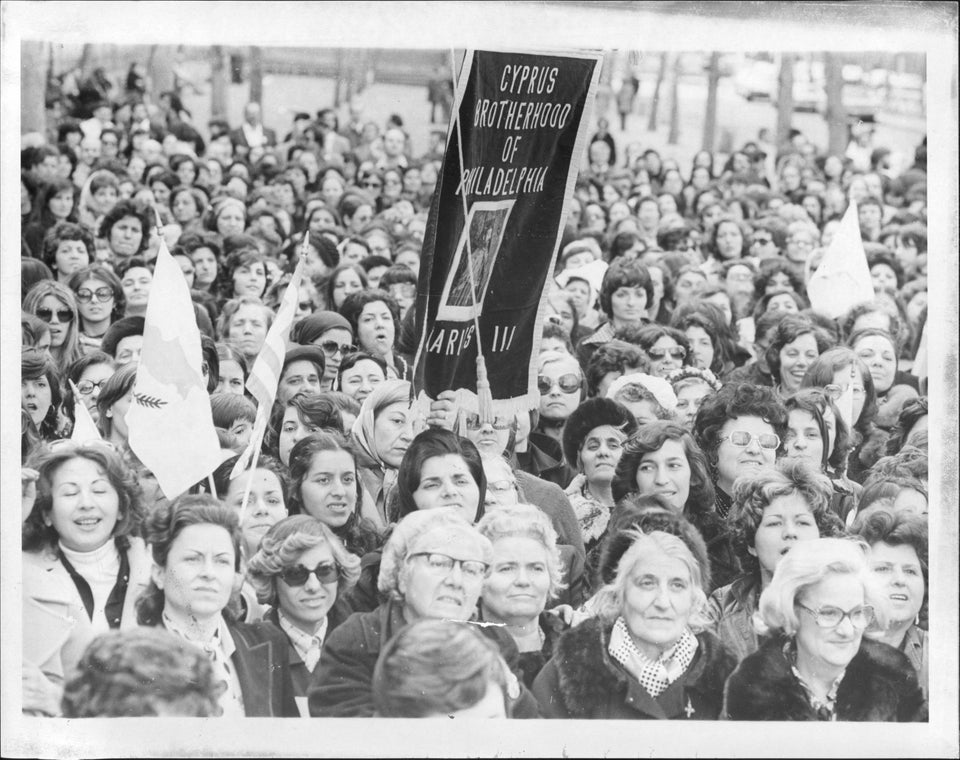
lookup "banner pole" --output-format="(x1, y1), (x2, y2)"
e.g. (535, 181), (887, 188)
(207, 473), (218, 499)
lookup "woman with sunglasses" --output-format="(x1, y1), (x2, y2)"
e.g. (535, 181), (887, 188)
(724, 538), (925, 721)
(136, 495), (299, 717)
(290, 311), (355, 392)
(309, 508), (539, 717)
(23, 280), (84, 373)
(67, 264), (124, 356)
(247, 515), (361, 714)
(631, 324), (694, 380)
(526, 351), (581, 488)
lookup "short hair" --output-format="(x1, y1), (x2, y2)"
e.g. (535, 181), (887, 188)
(246, 514), (362, 605)
(377, 508), (492, 600)
(67, 264), (125, 321)
(42, 221), (94, 271)
(540, 321), (574, 355)
(840, 298), (905, 347)
(98, 200), (151, 255)
(765, 314), (835, 384)
(885, 396), (928, 456)
(626, 324), (694, 369)
(612, 421), (715, 515)
(669, 306), (727, 374)
(693, 382), (788, 463)
(379, 264), (418, 290)
(584, 340), (649, 397)
(755, 258), (805, 300)
(209, 391), (257, 428)
(800, 346), (878, 433)
(20, 347), (63, 439)
(730, 460), (844, 574)
(137, 494), (242, 626)
(216, 296), (275, 341)
(758, 537), (880, 636)
(784, 387), (853, 473)
(475, 504), (565, 598)
(61, 628), (222, 717)
(339, 287), (401, 339)
(395, 428), (487, 523)
(867, 249), (905, 291)
(855, 476), (927, 519)
(594, 530), (711, 630)
(598, 259), (654, 317)
(96, 364), (138, 439)
(265, 391), (344, 456)
(752, 288), (809, 321)
(373, 619), (510, 718)
(22, 442), (143, 553)
(561, 397), (638, 471)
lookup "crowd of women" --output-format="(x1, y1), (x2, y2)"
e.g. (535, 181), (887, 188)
(19, 72), (932, 722)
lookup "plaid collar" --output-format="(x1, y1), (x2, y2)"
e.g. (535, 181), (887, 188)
(608, 616), (698, 698)
(278, 609), (328, 672)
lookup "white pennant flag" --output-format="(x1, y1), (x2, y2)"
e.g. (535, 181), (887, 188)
(69, 380), (103, 444)
(806, 198), (875, 319)
(127, 237), (222, 499)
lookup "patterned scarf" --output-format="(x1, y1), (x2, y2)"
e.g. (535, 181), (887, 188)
(608, 616), (698, 698)
(278, 609), (328, 672)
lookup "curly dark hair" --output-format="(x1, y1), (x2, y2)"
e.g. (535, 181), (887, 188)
(21, 347), (63, 440)
(784, 387), (853, 474)
(42, 221), (94, 273)
(800, 346), (879, 435)
(598, 259), (654, 318)
(339, 287), (401, 346)
(22, 442), (144, 554)
(693, 382), (788, 466)
(885, 396), (928, 456)
(755, 258), (806, 300)
(97, 200), (151, 255)
(765, 314), (835, 387)
(669, 303), (730, 374)
(264, 391), (344, 460)
(612, 420), (716, 516)
(67, 264), (126, 322)
(561, 397), (638, 472)
(584, 340), (649, 397)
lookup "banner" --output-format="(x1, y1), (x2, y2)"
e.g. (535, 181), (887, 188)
(127, 239), (222, 500)
(413, 49), (602, 417)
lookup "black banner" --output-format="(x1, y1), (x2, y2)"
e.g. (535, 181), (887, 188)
(413, 49), (601, 416)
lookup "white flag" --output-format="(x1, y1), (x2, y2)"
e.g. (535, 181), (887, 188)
(69, 380), (103, 444)
(127, 238), (222, 499)
(807, 198), (875, 319)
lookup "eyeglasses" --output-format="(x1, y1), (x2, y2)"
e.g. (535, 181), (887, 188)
(487, 479), (517, 495)
(362, 181), (382, 189)
(464, 413), (513, 431)
(75, 379), (108, 395)
(407, 552), (488, 579)
(797, 603), (875, 630)
(279, 561), (340, 587)
(719, 431), (781, 449)
(824, 383), (866, 400)
(36, 307), (73, 323)
(319, 340), (357, 356)
(647, 346), (686, 361)
(76, 287), (114, 303)
(537, 373), (581, 395)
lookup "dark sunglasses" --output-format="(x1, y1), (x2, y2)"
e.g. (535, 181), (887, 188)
(362, 181), (382, 189)
(319, 341), (357, 356)
(751, 236), (774, 246)
(464, 413), (513, 431)
(647, 346), (686, 361)
(36, 307), (73, 323)
(537, 373), (581, 395)
(279, 562), (339, 587)
(76, 287), (114, 303)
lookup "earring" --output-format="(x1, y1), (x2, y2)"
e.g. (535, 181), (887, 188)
(106, 410), (113, 418)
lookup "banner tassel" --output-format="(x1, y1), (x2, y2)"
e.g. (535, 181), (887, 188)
(476, 352), (494, 423)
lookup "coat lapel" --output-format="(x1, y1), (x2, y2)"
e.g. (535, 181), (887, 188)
(120, 539), (151, 630)
(229, 626), (275, 717)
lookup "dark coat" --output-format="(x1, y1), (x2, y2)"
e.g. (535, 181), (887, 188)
(723, 634), (927, 721)
(690, 510), (741, 594)
(309, 598), (542, 718)
(517, 432), (576, 489)
(532, 618), (737, 720)
(477, 608), (569, 690)
(226, 620), (300, 717)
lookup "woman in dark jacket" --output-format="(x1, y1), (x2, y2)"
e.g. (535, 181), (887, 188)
(723, 537), (925, 721)
(533, 529), (737, 719)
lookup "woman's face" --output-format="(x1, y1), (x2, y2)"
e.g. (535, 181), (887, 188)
(155, 523), (236, 623)
(801, 195), (822, 224)
(224, 468), (287, 554)
(399, 526), (486, 621)
(674, 381), (711, 431)
(578, 424), (627, 486)
(332, 268), (365, 309)
(481, 457), (520, 511)
(868, 542), (924, 627)
(49, 188), (75, 220)
(609, 284), (647, 326)
(347, 204), (374, 234)
(854, 334), (897, 394)
(544, 293), (575, 336)
(674, 271), (706, 303)
(383, 170), (403, 200)
(232, 259), (267, 298)
(54, 239), (90, 281)
(563, 280), (591, 316)
(795, 572), (866, 673)
(217, 205), (246, 237)
(462, 413), (512, 457)
(77, 362), (115, 421)
(191, 247), (218, 288)
(216, 359), (245, 396)
(751, 494), (819, 580)
(278, 360), (322, 405)
(646, 334), (685, 378)
(38, 294), (71, 347)
(22, 373), (52, 428)
(583, 203), (606, 232)
(373, 401), (417, 469)
(107, 386), (134, 441)
(172, 191), (199, 224)
(482, 536), (551, 622)
(785, 228), (816, 264)
(394, 249), (421, 274)
(622, 551), (694, 657)
(109, 216), (144, 258)
(278, 407), (321, 466)
(870, 263), (898, 295)
(715, 222), (743, 260)
(537, 357), (582, 422)
(778, 332), (819, 393)
(784, 408), (826, 467)
(313, 327), (353, 385)
(715, 415), (778, 492)
(765, 272), (793, 294)
(299, 448), (358, 528)
(340, 358), (385, 402)
(830, 364), (867, 425)
(685, 326), (714, 371)
(357, 301), (395, 358)
(412, 454), (480, 520)
(309, 207), (337, 232)
(767, 292), (799, 315)
(276, 541), (339, 632)
(228, 304), (269, 360)
(657, 193), (678, 217)
(176, 161), (197, 186)
(121, 266), (152, 312)
(47, 456), (121, 552)
(92, 184), (119, 215)
(634, 438), (691, 512)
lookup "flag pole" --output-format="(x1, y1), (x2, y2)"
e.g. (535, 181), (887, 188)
(207, 473), (218, 499)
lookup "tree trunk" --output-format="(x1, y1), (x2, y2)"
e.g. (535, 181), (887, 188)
(148, 45), (175, 95)
(824, 52), (847, 157)
(249, 46), (263, 105)
(647, 51), (668, 132)
(21, 41), (47, 135)
(209, 46), (228, 120)
(702, 51), (720, 152)
(775, 53), (795, 150)
(667, 54), (681, 145)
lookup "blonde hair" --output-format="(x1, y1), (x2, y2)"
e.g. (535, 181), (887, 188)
(476, 504), (565, 598)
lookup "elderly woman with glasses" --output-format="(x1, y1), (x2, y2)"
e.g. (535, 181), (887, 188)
(724, 538), (925, 721)
(533, 530), (737, 720)
(247, 515), (361, 714)
(308, 508), (540, 717)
